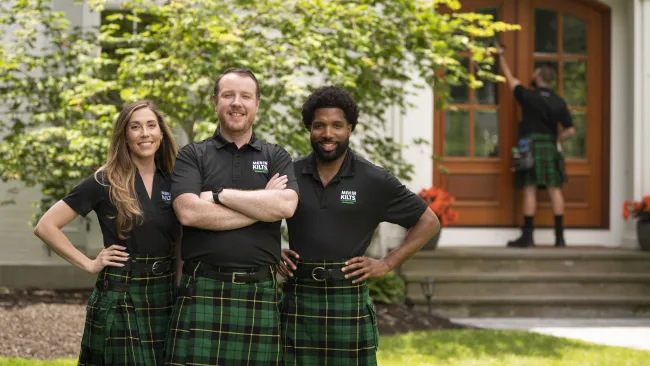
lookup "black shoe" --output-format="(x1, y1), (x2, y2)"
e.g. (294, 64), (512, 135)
(555, 237), (566, 247)
(507, 234), (535, 248)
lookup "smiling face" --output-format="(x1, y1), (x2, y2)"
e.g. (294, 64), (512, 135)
(309, 107), (352, 163)
(213, 73), (260, 136)
(125, 107), (162, 161)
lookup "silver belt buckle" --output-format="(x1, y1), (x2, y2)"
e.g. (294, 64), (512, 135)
(151, 261), (165, 275)
(232, 272), (247, 284)
(311, 267), (326, 281)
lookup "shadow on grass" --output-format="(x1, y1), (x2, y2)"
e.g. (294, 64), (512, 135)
(379, 329), (600, 361)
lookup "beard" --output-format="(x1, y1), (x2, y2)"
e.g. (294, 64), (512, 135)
(218, 109), (255, 134)
(311, 136), (350, 163)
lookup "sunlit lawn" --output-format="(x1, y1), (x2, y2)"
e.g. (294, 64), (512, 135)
(2, 330), (649, 365)
(377, 330), (650, 365)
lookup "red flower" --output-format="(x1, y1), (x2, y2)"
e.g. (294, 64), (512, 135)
(418, 186), (459, 227)
(622, 196), (650, 221)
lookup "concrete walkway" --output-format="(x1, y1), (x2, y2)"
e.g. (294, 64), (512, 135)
(451, 318), (650, 351)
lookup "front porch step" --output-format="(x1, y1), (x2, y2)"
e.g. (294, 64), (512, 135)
(404, 248), (650, 274)
(410, 296), (650, 318)
(399, 248), (650, 318)
(404, 273), (650, 297)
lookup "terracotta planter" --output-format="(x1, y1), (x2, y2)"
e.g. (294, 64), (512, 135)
(421, 229), (441, 250)
(637, 215), (650, 252)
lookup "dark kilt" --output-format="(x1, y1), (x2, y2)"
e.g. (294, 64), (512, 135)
(280, 259), (379, 366)
(515, 133), (567, 189)
(78, 254), (175, 366)
(164, 262), (281, 366)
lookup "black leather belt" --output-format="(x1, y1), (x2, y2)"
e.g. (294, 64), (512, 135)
(295, 265), (348, 281)
(120, 258), (173, 275)
(96, 279), (130, 292)
(184, 261), (273, 284)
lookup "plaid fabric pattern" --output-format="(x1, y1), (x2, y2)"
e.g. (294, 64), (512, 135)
(515, 133), (567, 188)
(78, 255), (175, 366)
(280, 260), (379, 366)
(164, 262), (281, 366)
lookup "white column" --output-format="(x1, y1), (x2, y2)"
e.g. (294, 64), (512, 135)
(641, 1), (650, 196)
(626, 0), (650, 249)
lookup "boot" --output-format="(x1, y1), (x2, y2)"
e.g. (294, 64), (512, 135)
(507, 230), (535, 248)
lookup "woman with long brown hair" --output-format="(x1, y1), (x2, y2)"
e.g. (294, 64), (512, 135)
(34, 100), (180, 365)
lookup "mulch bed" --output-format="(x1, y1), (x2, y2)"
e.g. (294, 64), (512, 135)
(0, 288), (470, 359)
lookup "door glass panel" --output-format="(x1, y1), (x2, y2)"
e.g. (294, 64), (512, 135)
(563, 15), (587, 55)
(534, 9), (558, 54)
(450, 58), (470, 104)
(474, 109), (499, 157)
(445, 110), (470, 156)
(562, 110), (587, 158)
(533, 60), (559, 92)
(475, 60), (499, 105)
(563, 60), (587, 106)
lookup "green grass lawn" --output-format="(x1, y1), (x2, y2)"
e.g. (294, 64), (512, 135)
(2, 330), (649, 365)
(377, 330), (650, 365)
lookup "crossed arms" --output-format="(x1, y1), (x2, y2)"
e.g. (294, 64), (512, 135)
(174, 173), (298, 231)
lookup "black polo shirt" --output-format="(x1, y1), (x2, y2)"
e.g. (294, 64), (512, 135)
(514, 85), (573, 139)
(171, 128), (299, 267)
(286, 149), (428, 260)
(62, 166), (180, 255)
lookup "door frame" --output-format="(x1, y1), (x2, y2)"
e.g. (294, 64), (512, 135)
(433, 0), (611, 228)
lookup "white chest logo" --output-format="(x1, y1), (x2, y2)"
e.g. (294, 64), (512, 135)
(161, 191), (171, 202)
(253, 161), (269, 173)
(340, 190), (357, 204)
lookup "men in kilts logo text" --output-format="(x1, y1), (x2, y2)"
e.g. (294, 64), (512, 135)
(496, 45), (576, 248)
(165, 68), (299, 365)
(278, 86), (441, 365)
(34, 100), (181, 365)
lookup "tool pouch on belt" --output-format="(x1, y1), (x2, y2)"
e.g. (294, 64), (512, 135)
(512, 138), (535, 172)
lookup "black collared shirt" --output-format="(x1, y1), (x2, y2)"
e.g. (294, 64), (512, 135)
(514, 85), (574, 139)
(286, 149), (428, 260)
(171, 128), (299, 267)
(63, 167), (180, 255)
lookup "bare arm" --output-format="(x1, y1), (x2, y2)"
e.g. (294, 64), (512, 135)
(217, 188), (299, 222)
(173, 193), (258, 230)
(342, 208), (441, 283)
(558, 126), (576, 142)
(33, 200), (128, 273)
(174, 229), (183, 286)
(496, 46), (520, 91)
(382, 208), (440, 270)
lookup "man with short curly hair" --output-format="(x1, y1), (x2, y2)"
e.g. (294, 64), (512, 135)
(277, 85), (440, 365)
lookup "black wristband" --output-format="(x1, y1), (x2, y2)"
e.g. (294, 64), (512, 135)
(212, 187), (224, 205)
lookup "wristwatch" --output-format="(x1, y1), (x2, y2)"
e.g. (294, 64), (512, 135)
(212, 187), (224, 205)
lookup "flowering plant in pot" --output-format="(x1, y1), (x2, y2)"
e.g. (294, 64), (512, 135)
(623, 195), (650, 251)
(417, 186), (459, 250)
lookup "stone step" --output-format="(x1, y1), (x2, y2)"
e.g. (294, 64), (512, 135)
(403, 273), (650, 297)
(402, 248), (650, 274)
(409, 295), (650, 318)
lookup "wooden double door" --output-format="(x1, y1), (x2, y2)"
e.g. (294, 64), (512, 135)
(434, 0), (610, 228)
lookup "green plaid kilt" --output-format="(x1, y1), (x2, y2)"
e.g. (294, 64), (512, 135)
(515, 133), (567, 188)
(164, 262), (281, 366)
(280, 259), (379, 366)
(78, 254), (175, 366)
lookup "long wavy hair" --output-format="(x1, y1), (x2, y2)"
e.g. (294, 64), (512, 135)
(95, 100), (178, 239)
